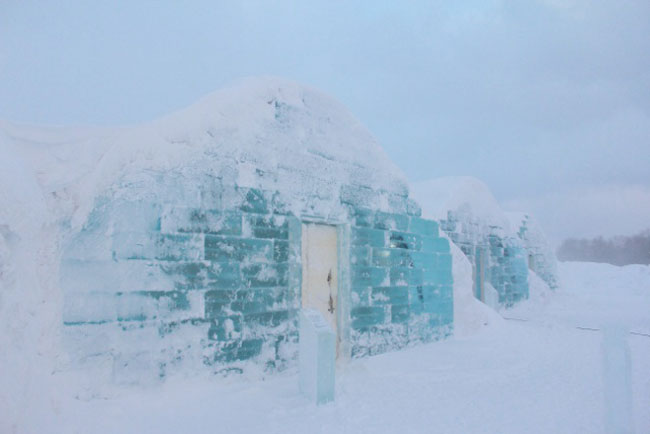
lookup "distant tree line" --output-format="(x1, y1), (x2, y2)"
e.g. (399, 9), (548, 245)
(557, 229), (650, 265)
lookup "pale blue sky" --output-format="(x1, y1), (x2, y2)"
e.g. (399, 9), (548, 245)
(1, 0), (649, 242)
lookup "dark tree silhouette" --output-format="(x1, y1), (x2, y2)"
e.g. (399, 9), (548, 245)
(557, 230), (650, 265)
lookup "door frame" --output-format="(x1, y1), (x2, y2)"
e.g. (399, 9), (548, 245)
(296, 217), (351, 361)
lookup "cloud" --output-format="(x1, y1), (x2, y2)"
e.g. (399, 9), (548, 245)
(0, 1), (648, 244)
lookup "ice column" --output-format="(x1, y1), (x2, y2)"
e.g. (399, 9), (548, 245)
(299, 309), (335, 405)
(601, 324), (633, 434)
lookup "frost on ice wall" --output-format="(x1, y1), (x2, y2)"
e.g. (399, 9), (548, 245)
(412, 177), (530, 308)
(507, 213), (559, 290)
(8, 77), (456, 381)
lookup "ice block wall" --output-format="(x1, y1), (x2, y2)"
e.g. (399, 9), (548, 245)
(60, 173), (453, 380)
(509, 213), (559, 290)
(440, 210), (529, 307)
(346, 206), (453, 357)
(61, 182), (304, 381)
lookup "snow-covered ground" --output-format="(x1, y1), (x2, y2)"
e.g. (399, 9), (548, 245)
(4, 261), (648, 434)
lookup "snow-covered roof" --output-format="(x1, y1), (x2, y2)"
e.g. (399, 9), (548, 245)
(1, 77), (409, 227)
(411, 176), (512, 232)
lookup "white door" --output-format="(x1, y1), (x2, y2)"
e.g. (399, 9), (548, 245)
(301, 223), (338, 337)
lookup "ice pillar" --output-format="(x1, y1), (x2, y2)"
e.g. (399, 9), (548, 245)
(299, 309), (335, 405)
(602, 324), (633, 434)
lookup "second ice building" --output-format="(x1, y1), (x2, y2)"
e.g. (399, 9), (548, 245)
(413, 177), (559, 309)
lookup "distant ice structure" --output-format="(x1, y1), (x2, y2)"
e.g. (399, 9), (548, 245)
(447, 230), (504, 337)
(506, 212), (559, 290)
(413, 177), (557, 308)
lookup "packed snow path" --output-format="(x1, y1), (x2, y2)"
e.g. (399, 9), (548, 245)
(10, 262), (650, 433)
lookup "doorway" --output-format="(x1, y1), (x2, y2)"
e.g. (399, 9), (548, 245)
(301, 223), (338, 339)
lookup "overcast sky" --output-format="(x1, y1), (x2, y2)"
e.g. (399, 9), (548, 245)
(1, 0), (648, 244)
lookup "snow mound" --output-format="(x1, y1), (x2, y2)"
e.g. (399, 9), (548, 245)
(411, 176), (512, 233)
(0, 131), (61, 434)
(510, 261), (650, 333)
(448, 234), (503, 336)
(527, 270), (553, 305)
(557, 261), (650, 331)
(560, 262), (650, 300)
(506, 270), (553, 319)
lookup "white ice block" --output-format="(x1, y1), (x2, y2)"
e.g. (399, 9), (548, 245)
(299, 308), (335, 405)
(602, 324), (633, 434)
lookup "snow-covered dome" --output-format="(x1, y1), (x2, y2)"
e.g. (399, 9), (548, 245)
(116, 76), (407, 190)
(2, 77), (410, 227)
(411, 176), (511, 233)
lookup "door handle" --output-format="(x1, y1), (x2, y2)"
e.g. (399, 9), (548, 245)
(327, 268), (334, 313)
